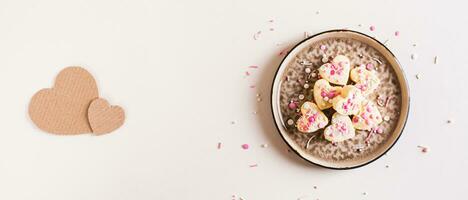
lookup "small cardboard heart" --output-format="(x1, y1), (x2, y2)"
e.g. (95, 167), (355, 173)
(324, 113), (355, 142)
(313, 79), (342, 110)
(29, 67), (99, 135)
(352, 100), (383, 130)
(296, 102), (329, 133)
(332, 85), (364, 116)
(88, 98), (125, 135)
(350, 65), (380, 96)
(318, 55), (351, 85)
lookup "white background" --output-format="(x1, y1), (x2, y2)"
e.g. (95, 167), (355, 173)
(0, 0), (467, 199)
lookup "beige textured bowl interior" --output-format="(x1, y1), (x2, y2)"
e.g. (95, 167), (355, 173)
(271, 30), (410, 169)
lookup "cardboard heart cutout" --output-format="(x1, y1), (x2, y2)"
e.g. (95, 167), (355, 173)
(350, 65), (380, 96)
(352, 100), (383, 130)
(324, 113), (355, 142)
(313, 79), (342, 110)
(29, 67), (99, 135)
(296, 102), (329, 133)
(88, 98), (125, 135)
(332, 85), (364, 116)
(318, 55), (351, 85)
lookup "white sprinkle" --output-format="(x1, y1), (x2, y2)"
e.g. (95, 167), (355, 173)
(298, 94), (305, 100)
(305, 68), (311, 73)
(362, 192), (367, 195)
(231, 121), (236, 125)
(434, 56), (438, 64)
(384, 116), (390, 121)
(323, 97), (329, 101)
(447, 119), (452, 124)
(415, 74), (421, 79)
(304, 84), (310, 89)
(322, 55), (329, 63)
(253, 111), (257, 114)
(256, 93), (260, 97)
(287, 119), (294, 126)
(311, 72), (317, 77)
(411, 53), (418, 60)
(257, 98), (262, 102)
(261, 144), (268, 148)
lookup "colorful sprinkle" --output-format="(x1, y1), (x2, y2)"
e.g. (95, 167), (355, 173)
(288, 102), (297, 110)
(249, 164), (258, 168)
(320, 45), (327, 50)
(249, 65), (259, 69)
(394, 31), (400, 36)
(261, 144), (268, 148)
(217, 142), (222, 149)
(369, 25), (375, 31)
(241, 144), (250, 150)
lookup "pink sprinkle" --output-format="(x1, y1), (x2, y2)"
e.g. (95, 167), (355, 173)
(320, 45), (327, 50)
(217, 142), (222, 149)
(241, 144), (250, 150)
(377, 127), (384, 134)
(248, 65), (259, 69)
(249, 164), (258, 168)
(395, 31), (400, 36)
(366, 63), (374, 70)
(330, 70), (335, 75)
(370, 25), (375, 31)
(250, 85), (256, 89)
(288, 102), (297, 110)
(353, 117), (359, 123)
(245, 71), (250, 76)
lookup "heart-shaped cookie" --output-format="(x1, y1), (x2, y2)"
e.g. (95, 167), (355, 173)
(29, 67), (99, 135)
(350, 65), (380, 96)
(352, 100), (382, 130)
(313, 79), (342, 110)
(296, 102), (329, 133)
(324, 112), (355, 142)
(332, 85), (364, 115)
(318, 55), (351, 85)
(88, 98), (125, 135)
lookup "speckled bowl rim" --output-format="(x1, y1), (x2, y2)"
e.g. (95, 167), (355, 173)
(270, 29), (410, 170)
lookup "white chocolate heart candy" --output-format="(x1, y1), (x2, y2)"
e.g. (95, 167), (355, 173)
(318, 55), (351, 85)
(332, 85), (364, 115)
(313, 79), (342, 110)
(352, 100), (383, 130)
(350, 65), (380, 96)
(324, 112), (356, 142)
(296, 102), (329, 133)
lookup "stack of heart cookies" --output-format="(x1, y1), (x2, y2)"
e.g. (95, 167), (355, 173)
(29, 67), (125, 135)
(296, 55), (382, 143)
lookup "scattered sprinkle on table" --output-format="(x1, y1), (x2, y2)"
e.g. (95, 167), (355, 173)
(394, 31), (400, 36)
(313, 186), (317, 189)
(231, 121), (236, 125)
(249, 65), (259, 69)
(217, 142), (222, 149)
(434, 56), (438, 64)
(250, 85), (256, 88)
(253, 31), (262, 40)
(362, 192), (368, 195)
(261, 144), (268, 148)
(245, 71), (250, 76)
(249, 164), (258, 168)
(369, 25), (375, 31)
(304, 32), (311, 38)
(418, 145), (429, 153)
(385, 165), (389, 168)
(241, 144), (250, 150)
(315, 11), (319, 14)
(447, 119), (452, 124)
(415, 74), (421, 79)
(252, 111), (257, 114)
(411, 53), (418, 60)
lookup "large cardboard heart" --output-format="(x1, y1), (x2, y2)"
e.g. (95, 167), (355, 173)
(29, 67), (99, 135)
(88, 98), (125, 135)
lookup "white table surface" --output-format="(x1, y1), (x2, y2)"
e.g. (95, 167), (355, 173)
(0, 0), (466, 199)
